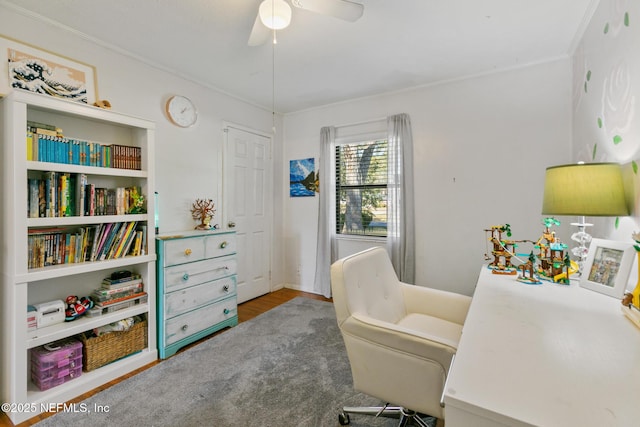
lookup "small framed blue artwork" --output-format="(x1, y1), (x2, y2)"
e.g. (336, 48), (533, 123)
(290, 158), (317, 197)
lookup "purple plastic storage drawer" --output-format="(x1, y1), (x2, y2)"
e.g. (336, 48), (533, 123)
(31, 354), (82, 380)
(31, 365), (82, 391)
(31, 338), (83, 370)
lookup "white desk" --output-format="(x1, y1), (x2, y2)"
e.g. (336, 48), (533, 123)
(444, 267), (640, 427)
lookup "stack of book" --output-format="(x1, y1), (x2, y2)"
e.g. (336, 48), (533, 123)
(26, 120), (142, 170)
(90, 273), (148, 314)
(27, 171), (144, 218)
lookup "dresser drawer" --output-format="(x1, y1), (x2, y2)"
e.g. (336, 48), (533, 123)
(205, 233), (236, 258)
(164, 256), (237, 293)
(164, 276), (236, 319)
(162, 238), (206, 267)
(165, 298), (237, 346)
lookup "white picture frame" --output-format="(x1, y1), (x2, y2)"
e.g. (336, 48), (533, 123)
(0, 34), (98, 104)
(580, 238), (635, 298)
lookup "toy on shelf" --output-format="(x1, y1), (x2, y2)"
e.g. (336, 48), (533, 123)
(533, 217), (577, 284)
(64, 295), (94, 321)
(484, 224), (519, 275)
(517, 251), (542, 285)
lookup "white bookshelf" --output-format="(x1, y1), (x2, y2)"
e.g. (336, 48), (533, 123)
(0, 91), (158, 424)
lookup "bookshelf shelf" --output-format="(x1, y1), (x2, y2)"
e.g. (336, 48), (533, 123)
(28, 214), (148, 227)
(27, 161), (149, 177)
(17, 254), (157, 283)
(27, 303), (151, 348)
(0, 90), (158, 424)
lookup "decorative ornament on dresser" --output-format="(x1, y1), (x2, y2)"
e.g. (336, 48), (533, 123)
(191, 198), (216, 230)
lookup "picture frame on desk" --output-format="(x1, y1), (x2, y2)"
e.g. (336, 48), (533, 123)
(580, 238), (635, 298)
(0, 34), (98, 104)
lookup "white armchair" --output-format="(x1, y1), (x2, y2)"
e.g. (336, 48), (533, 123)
(330, 247), (471, 426)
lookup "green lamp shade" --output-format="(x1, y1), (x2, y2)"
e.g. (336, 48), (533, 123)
(542, 163), (629, 216)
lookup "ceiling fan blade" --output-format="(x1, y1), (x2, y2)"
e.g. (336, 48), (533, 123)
(248, 13), (270, 46)
(291, 0), (363, 22)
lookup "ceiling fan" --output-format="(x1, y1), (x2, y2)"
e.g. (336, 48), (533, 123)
(248, 0), (364, 46)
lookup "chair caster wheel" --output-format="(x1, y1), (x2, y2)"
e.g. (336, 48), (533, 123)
(338, 411), (350, 425)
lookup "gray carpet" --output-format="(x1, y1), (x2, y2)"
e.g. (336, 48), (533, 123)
(34, 297), (434, 427)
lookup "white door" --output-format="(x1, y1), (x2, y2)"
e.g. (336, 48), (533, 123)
(223, 125), (272, 303)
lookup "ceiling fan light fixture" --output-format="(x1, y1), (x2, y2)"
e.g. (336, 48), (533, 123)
(259, 0), (292, 30)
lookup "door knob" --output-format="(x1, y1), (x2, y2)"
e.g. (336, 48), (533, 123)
(228, 221), (236, 228)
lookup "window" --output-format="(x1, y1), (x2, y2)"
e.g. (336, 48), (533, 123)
(335, 139), (387, 237)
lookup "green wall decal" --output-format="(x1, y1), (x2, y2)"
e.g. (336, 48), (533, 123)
(597, 117), (602, 128)
(633, 160), (638, 174)
(604, 22), (610, 34)
(613, 135), (623, 144)
(584, 70), (591, 93)
(592, 144), (597, 160)
(615, 217), (620, 229)
(624, 12), (629, 27)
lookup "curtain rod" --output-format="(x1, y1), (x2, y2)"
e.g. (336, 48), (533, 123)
(333, 116), (387, 130)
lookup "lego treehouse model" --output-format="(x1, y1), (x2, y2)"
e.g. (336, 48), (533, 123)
(484, 218), (578, 284)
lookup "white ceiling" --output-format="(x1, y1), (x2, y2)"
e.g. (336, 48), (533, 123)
(2, 0), (596, 113)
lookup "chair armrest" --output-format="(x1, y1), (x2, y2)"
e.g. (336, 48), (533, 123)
(400, 282), (471, 326)
(342, 312), (457, 370)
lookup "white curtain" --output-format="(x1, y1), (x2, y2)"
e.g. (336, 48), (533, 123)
(387, 113), (415, 283)
(313, 126), (336, 298)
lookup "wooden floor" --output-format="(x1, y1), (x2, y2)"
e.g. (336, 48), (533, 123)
(1, 289), (330, 427)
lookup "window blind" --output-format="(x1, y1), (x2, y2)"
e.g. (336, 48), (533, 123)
(335, 139), (388, 236)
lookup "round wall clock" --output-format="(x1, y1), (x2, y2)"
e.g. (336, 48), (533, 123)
(165, 95), (197, 128)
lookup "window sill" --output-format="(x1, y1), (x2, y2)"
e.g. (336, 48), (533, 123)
(335, 235), (386, 243)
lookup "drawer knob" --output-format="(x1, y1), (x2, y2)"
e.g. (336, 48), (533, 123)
(184, 248), (192, 256)
(220, 241), (228, 249)
(223, 285), (229, 292)
(223, 308), (230, 315)
(182, 324), (189, 331)
(182, 273), (189, 281)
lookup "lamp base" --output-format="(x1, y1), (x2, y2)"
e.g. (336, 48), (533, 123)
(570, 217), (593, 276)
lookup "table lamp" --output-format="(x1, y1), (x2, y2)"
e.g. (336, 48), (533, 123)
(541, 162), (629, 274)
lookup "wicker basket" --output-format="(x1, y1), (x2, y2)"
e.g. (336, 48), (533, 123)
(80, 319), (147, 371)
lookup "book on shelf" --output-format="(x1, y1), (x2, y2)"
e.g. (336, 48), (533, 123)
(91, 222), (112, 261)
(58, 173), (71, 217)
(100, 293), (148, 314)
(91, 282), (144, 302)
(86, 183), (96, 216)
(131, 230), (143, 257)
(28, 170), (144, 218)
(96, 280), (143, 295)
(102, 274), (142, 289)
(93, 291), (147, 308)
(114, 221), (137, 258)
(75, 174), (87, 216)
(28, 178), (39, 218)
(27, 226), (95, 268)
(98, 222), (122, 261)
(103, 222), (126, 260)
(26, 125), (142, 170)
(140, 225), (147, 256)
(27, 221), (143, 269)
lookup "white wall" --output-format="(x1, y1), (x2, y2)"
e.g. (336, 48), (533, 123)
(1, 4), (582, 298)
(572, 0), (640, 242)
(283, 60), (573, 296)
(0, 5), (286, 287)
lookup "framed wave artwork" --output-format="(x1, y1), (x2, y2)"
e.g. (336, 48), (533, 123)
(1, 34), (98, 104)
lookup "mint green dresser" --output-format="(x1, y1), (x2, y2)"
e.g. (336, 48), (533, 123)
(156, 230), (238, 359)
